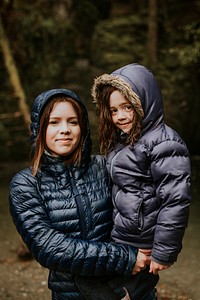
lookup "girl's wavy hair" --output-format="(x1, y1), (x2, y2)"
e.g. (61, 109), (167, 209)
(97, 85), (142, 156)
(31, 96), (87, 176)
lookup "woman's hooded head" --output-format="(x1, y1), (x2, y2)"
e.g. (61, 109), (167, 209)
(30, 88), (92, 170)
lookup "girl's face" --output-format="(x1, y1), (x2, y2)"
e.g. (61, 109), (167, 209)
(109, 90), (135, 133)
(46, 101), (81, 157)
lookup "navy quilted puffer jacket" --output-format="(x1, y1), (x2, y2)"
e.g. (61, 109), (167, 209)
(92, 64), (192, 266)
(9, 89), (137, 300)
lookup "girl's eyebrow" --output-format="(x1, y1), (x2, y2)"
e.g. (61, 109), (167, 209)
(110, 101), (131, 108)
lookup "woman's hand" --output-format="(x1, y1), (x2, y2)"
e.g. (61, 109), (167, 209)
(132, 249), (151, 275)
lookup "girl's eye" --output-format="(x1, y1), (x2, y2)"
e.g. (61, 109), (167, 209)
(124, 105), (132, 111)
(110, 109), (117, 115)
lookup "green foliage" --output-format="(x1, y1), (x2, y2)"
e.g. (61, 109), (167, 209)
(1, 0), (200, 158)
(90, 16), (147, 72)
(6, 5), (76, 99)
(0, 121), (9, 140)
(69, 0), (110, 56)
(0, 122), (10, 160)
(169, 23), (200, 65)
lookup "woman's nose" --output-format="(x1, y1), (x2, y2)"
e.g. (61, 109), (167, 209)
(59, 122), (70, 133)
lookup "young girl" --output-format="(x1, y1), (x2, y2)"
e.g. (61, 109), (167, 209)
(91, 63), (191, 276)
(9, 88), (158, 300)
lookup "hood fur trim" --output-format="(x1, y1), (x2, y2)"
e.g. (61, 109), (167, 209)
(92, 74), (144, 119)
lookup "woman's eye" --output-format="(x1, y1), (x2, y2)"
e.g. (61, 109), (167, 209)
(69, 119), (79, 125)
(49, 120), (58, 125)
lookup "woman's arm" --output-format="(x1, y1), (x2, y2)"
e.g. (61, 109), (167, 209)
(9, 169), (137, 277)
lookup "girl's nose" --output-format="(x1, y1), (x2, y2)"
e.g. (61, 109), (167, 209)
(118, 110), (126, 119)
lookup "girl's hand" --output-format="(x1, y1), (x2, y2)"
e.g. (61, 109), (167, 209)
(149, 260), (171, 275)
(138, 248), (152, 256)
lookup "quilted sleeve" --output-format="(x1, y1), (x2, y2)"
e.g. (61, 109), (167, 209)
(9, 168), (137, 276)
(150, 138), (191, 264)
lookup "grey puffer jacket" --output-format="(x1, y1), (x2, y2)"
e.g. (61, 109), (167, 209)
(9, 89), (137, 300)
(92, 64), (191, 266)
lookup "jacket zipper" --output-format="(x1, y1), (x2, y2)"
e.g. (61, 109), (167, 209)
(110, 150), (121, 181)
(68, 169), (90, 239)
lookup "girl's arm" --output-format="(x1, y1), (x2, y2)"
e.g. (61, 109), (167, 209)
(150, 139), (191, 265)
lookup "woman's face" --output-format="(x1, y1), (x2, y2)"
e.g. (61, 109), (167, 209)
(109, 90), (135, 133)
(46, 101), (81, 157)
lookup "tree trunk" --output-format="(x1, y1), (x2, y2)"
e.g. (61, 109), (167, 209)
(147, 0), (158, 67)
(0, 15), (30, 129)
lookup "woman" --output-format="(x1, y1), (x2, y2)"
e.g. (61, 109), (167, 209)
(9, 88), (158, 300)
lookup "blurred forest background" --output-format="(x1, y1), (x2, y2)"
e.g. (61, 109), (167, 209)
(0, 0), (200, 161)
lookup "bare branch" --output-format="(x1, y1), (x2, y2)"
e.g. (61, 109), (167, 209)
(0, 15), (30, 129)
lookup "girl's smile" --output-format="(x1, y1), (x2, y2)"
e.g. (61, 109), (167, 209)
(109, 90), (135, 133)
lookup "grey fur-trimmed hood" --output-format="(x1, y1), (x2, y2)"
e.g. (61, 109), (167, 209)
(92, 63), (164, 133)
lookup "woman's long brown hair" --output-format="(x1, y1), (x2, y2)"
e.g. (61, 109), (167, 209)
(97, 85), (142, 156)
(31, 96), (87, 176)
